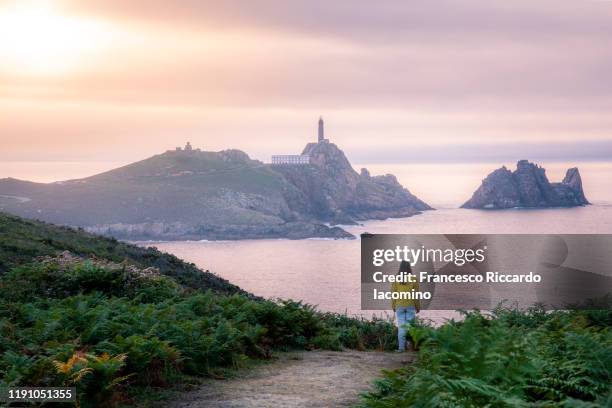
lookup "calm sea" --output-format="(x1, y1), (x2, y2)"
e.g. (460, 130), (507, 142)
(3, 161), (611, 320)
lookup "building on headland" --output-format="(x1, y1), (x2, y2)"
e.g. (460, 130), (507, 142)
(271, 117), (328, 165)
(271, 154), (310, 165)
(175, 142), (200, 152)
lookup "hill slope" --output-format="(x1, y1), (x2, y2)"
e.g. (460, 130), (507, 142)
(0, 143), (431, 240)
(0, 211), (243, 294)
(0, 212), (398, 407)
(0, 149), (350, 240)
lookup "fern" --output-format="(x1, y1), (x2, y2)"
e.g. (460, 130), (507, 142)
(359, 303), (612, 407)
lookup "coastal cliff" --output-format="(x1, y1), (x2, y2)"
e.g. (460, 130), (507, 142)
(274, 141), (432, 224)
(462, 160), (589, 209)
(0, 143), (430, 240)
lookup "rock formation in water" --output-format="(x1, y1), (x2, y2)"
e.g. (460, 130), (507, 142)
(461, 160), (590, 209)
(0, 142), (431, 240)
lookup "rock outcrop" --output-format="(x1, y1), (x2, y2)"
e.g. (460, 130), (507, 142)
(85, 220), (353, 241)
(462, 160), (590, 209)
(273, 141), (432, 224)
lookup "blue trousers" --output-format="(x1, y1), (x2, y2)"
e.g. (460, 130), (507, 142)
(396, 306), (416, 351)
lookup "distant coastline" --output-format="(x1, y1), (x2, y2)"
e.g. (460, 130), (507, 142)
(0, 120), (431, 241)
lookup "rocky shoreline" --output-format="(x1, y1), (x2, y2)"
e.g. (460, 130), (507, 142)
(86, 220), (354, 241)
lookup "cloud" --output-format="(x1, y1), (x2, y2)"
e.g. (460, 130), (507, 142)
(64, 0), (612, 42)
(0, 0), (602, 111)
(1, 0), (611, 164)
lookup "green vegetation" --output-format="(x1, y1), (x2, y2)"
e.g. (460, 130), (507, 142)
(0, 212), (244, 295)
(0, 149), (308, 240)
(0, 213), (396, 407)
(360, 302), (612, 408)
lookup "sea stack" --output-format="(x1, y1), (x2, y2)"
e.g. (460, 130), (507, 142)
(462, 160), (590, 209)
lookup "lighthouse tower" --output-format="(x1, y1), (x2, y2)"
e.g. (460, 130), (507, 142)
(318, 116), (325, 143)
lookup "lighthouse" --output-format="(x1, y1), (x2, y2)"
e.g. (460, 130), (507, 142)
(318, 116), (325, 143)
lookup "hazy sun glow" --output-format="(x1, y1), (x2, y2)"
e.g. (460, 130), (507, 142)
(0, 1), (109, 74)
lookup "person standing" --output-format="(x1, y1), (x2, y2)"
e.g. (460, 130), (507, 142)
(391, 260), (420, 352)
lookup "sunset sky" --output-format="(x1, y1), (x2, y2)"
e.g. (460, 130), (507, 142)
(2, 0), (612, 170)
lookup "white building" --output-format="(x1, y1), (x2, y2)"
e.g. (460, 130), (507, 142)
(271, 154), (310, 165)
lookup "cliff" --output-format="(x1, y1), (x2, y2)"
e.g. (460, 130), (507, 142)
(461, 160), (590, 209)
(0, 143), (430, 240)
(273, 141), (432, 224)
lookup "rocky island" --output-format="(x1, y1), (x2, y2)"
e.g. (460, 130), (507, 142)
(0, 120), (431, 240)
(462, 160), (589, 209)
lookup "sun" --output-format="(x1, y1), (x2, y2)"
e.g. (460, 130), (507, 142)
(0, 1), (108, 74)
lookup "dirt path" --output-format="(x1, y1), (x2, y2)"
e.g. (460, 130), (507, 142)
(169, 350), (413, 408)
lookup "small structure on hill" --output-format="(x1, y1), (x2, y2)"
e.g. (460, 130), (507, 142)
(175, 142), (200, 152)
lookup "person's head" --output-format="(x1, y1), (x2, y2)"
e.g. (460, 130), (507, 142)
(398, 260), (412, 276)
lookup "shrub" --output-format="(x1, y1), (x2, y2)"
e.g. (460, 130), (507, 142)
(359, 304), (612, 408)
(54, 352), (132, 407)
(0, 259), (397, 406)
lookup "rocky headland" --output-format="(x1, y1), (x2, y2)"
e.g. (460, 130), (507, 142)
(0, 141), (430, 241)
(462, 160), (589, 209)
(273, 141), (432, 225)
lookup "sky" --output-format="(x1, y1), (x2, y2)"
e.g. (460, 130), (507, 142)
(1, 0), (612, 170)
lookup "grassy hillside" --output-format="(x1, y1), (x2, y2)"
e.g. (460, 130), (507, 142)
(0, 213), (396, 407)
(0, 212), (243, 295)
(0, 149), (306, 234)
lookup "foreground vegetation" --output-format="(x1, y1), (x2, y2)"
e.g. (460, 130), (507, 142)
(360, 301), (612, 408)
(0, 213), (396, 407)
(0, 260), (395, 406)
